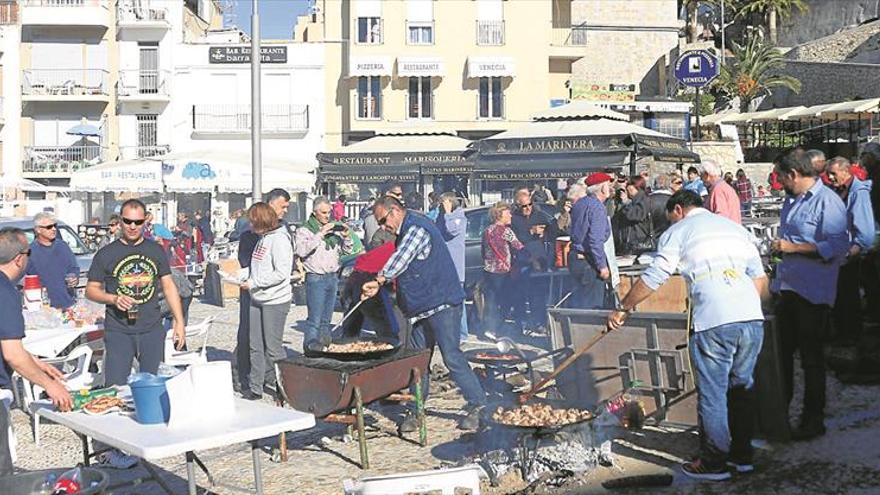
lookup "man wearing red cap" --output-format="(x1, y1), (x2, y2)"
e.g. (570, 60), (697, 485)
(567, 172), (619, 308)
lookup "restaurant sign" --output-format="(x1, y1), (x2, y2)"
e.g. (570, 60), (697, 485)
(628, 134), (701, 163)
(318, 152), (468, 168)
(479, 136), (626, 156)
(209, 46), (288, 64)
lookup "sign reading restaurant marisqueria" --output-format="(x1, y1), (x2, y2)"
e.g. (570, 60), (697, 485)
(318, 152), (469, 167)
(478, 136), (627, 155)
(209, 46), (288, 64)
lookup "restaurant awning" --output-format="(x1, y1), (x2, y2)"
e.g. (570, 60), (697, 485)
(71, 150), (315, 194)
(317, 134), (474, 182)
(397, 57), (445, 77)
(818, 98), (880, 119)
(467, 56), (516, 78)
(473, 118), (699, 179)
(349, 56), (393, 77)
(531, 101), (630, 122)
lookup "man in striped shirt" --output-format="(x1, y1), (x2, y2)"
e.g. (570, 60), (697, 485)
(608, 190), (769, 481)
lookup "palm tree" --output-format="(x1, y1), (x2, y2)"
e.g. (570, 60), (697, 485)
(735, 0), (807, 45)
(714, 31), (801, 111)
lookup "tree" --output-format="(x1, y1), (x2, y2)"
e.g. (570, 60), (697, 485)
(735, 0), (808, 45)
(713, 31), (801, 112)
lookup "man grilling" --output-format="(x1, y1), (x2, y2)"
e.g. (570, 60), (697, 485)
(361, 196), (487, 431)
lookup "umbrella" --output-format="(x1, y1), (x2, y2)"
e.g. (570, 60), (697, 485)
(66, 123), (101, 137)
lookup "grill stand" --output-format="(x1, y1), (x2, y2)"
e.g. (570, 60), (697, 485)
(321, 367), (426, 469)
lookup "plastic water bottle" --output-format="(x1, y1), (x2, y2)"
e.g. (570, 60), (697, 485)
(51, 467), (83, 494)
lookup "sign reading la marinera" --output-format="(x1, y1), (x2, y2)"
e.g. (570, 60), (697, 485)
(479, 136), (626, 155)
(209, 46), (288, 64)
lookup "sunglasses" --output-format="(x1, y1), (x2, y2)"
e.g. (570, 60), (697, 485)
(38, 224), (57, 230)
(122, 217), (146, 226)
(673, 180), (683, 185)
(378, 211), (391, 226)
(109, 222), (119, 227)
(518, 203), (533, 210)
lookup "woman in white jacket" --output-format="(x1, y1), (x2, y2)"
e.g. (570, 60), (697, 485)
(242, 202), (293, 400)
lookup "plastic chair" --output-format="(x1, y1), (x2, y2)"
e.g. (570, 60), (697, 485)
(22, 343), (102, 446)
(164, 316), (215, 368)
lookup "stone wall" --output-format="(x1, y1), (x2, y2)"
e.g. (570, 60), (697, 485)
(763, 60), (880, 107)
(777, 0), (880, 47)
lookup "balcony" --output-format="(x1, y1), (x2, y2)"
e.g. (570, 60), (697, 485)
(22, 69), (110, 102)
(23, 145), (105, 177)
(117, 70), (170, 101)
(550, 23), (588, 59)
(21, 0), (109, 28)
(118, 145), (170, 160)
(117, 0), (169, 33)
(476, 20), (504, 46)
(192, 104), (310, 138)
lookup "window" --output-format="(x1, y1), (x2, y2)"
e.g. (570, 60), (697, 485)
(407, 22), (433, 45)
(408, 77), (433, 120)
(357, 76), (382, 120)
(478, 77), (504, 119)
(137, 114), (158, 156)
(357, 17), (382, 44)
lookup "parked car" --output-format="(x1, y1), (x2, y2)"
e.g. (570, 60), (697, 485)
(0, 217), (95, 283)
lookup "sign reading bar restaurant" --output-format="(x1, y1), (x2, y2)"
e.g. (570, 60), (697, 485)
(209, 46), (288, 64)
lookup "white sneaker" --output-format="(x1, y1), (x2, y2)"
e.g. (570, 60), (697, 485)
(97, 449), (138, 469)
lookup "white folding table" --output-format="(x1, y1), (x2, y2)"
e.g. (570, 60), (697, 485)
(23, 324), (102, 358)
(38, 397), (316, 495)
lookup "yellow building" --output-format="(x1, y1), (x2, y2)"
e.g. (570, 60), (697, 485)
(297, 0), (683, 151)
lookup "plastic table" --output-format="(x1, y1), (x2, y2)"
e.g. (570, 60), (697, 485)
(38, 395), (316, 495)
(22, 324), (102, 358)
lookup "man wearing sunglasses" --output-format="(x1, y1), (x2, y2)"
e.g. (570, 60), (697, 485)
(25, 212), (81, 309)
(85, 199), (186, 468)
(510, 187), (556, 335)
(0, 227), (73, 476)
(362, 196), (486, 432)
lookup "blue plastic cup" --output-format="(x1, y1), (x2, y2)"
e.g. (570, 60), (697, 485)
(128, 373), (170, 424)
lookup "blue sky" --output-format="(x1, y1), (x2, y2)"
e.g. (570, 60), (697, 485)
(230, 0), (310, 39)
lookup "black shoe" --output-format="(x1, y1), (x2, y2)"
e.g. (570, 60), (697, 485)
(241, 390), (262, 401)
(458, 405), (482, 431)
(304, 340), (325, 357)
(791, 419), (826, 441)
(398, 412), (419, 434)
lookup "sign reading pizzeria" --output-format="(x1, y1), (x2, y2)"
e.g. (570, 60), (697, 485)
(209, 46), (288, 64)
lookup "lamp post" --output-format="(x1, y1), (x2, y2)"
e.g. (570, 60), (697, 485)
(250, 0), (262, 203)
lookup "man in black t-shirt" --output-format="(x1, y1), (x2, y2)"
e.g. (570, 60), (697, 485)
(87, 199), (186, 387)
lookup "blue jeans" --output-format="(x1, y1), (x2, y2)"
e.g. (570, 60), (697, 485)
(305, 273), (339, 346)
(410, 304), (486, 409)
(690, 320), (764, 466)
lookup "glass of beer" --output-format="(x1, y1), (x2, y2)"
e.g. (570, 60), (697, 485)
(127, 303), (139, 323)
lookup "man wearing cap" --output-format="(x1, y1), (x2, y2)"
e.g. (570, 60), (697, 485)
(567, 172), (619, 309)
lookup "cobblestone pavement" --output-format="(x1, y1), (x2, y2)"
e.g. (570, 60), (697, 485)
(10, 299), (880, 494)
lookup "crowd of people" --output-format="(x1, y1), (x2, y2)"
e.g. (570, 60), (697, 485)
(4, 142), (880, 480)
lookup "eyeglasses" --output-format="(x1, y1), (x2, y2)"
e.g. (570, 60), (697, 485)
(38, 224), (57, 230)
(377, 211), (392, 226)
(121, 217), (146, 226)
(518, 203), (533, 210)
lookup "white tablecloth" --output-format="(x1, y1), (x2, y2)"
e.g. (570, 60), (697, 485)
(22, 324), (102, 358)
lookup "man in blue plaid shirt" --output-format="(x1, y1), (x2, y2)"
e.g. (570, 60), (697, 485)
(363, 196), (486, 432)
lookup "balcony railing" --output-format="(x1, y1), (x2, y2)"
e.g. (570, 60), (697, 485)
(0, 1), (18, 24)
(23, 0), (104, 7)
(192, 104), (310, 134)
(118, 145), (170, 160)
(551, 24), (588, 46)
(476, 20), (504, 46)
(22, 69), (110, 97)
(117, 70), (170, 97)
(117, 0), (168, 24)
(23, 145), (105, 174)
